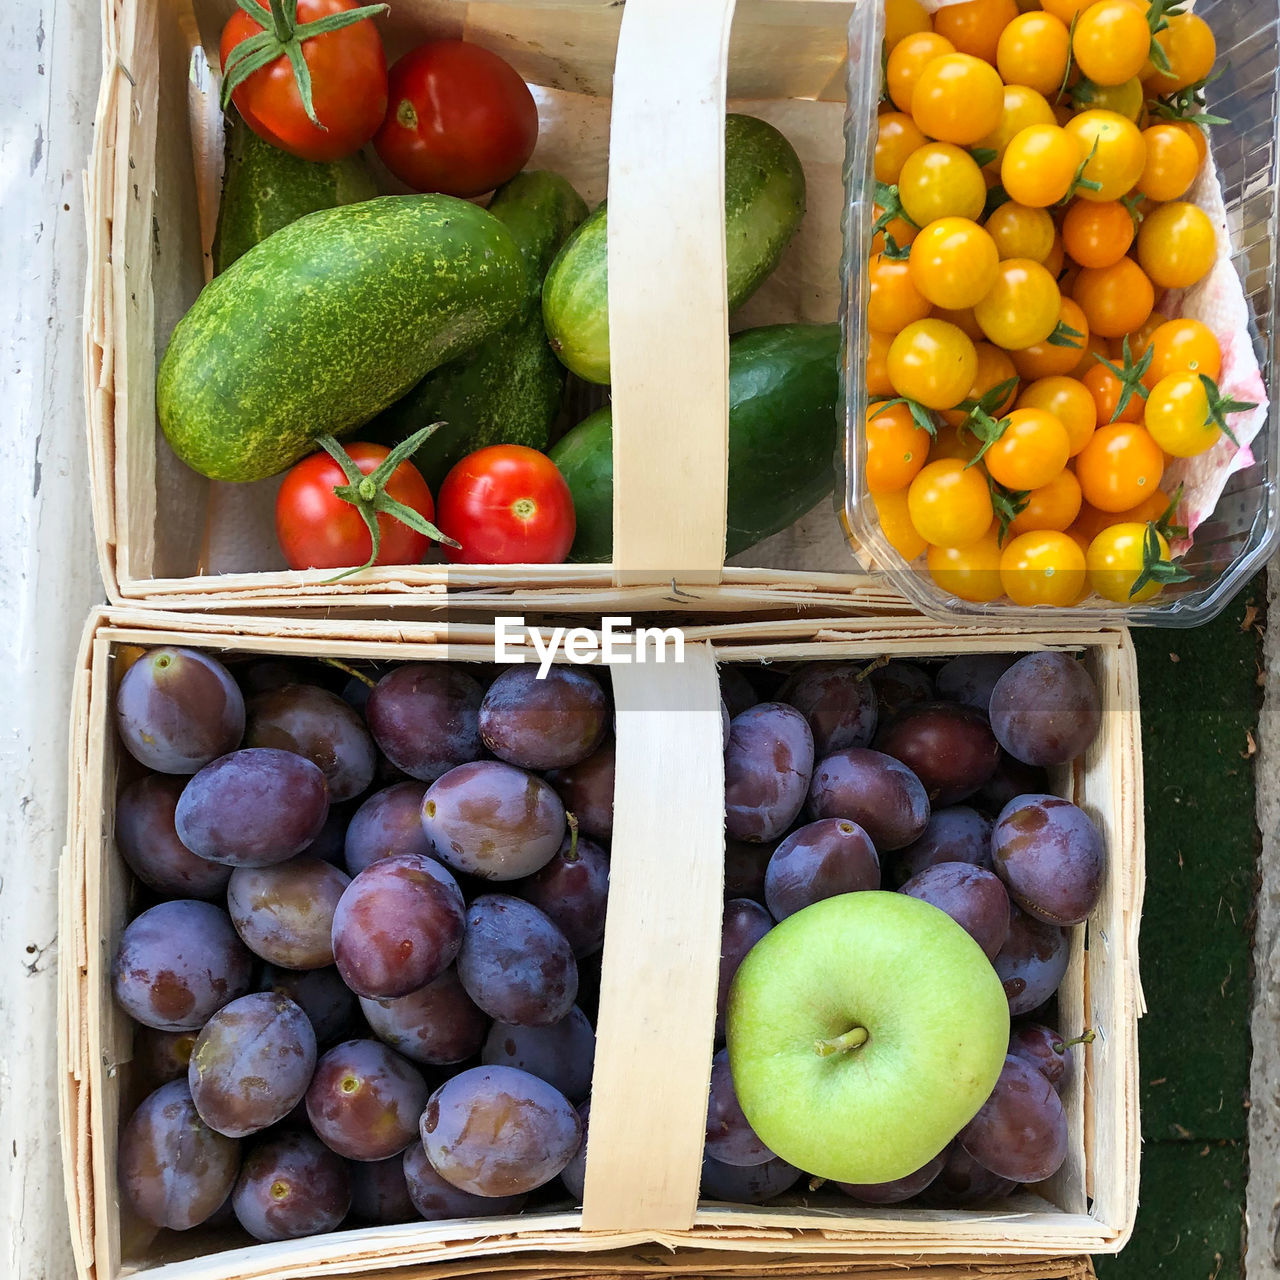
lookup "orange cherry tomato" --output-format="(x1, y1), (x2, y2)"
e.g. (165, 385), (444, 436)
(1017, 374), (1098, 454)
(866, 401), (934, 492)
(1040, 0), (1096, 23)
(1001, 124), (1080, 206)
(1071, 257), (1154, 338)
(1061, 199), (1135, 269)
(885, 0), (933, 51)
(931, 306), (986, 341)
(1064, 110), (1146, 202)
(1000, 530), (1088, 606)
(1139, 124), (1201, 202)
(867, 329), (896, 398)
(873, 487), (929, 561)
(1083, 361), (1145, 425)
(1168, 119), (1208, 168)
(984, 201), (1056, 262)
(927, 530), (1005, 601)
(1142, 318), (1222, 388)
(1126, 309), (1170, 364)
(1010, 296), (1091, 379)
(1136, 201), (1216, 290)
(868, 254), (933, 333)
(983, 407), (1072, 489)
(887, 32), (956, 113)
(875, 112), (929, 184)
(996, 10), (1071, 95)
(912, 53), (1006, 144)
(942, 343), (1019, 426)
(908, 458), (995, 546)
(1008, 468), (1083, 537)
(933, 0), (1019, 64)
(1076, 421), (1164, 510)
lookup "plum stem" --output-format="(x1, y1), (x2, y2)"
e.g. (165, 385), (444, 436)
(814, 1026), (869, 1056)
(1059, 1028), (1097, 1052)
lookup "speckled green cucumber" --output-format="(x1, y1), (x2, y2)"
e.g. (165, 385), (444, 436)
(541, 114), (807, 385)
(157, 195), (526, 483)
(370, 171), (588, 489)
(211, 113), (379, 274)
(550, 323), (840, 562)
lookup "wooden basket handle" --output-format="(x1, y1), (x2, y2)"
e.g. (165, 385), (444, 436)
(581, 640), (725, 1229)
(607, 0), (738, 587)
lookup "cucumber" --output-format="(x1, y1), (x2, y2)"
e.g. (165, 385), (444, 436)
(542, 115), (807, 385)
(212, 113), (379, 274)
(370, 171), (588, 489)
(157, 195), (526, 483)
(550, 323), (840, 562)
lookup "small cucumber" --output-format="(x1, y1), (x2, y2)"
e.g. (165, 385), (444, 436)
(212, 113), (379, 274)
(542, 115), (807, 385)
(549, 323), (840, 562)
(158, 195), (526, 483)
(370, 171), (588, 488)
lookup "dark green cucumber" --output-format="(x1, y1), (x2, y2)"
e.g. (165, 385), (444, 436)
(370, 171), (588, 489)
(550, 323), (840, 562)
(212, 113), (379, 274)
(542, 115), (807, 385)
(157, 195), (526, 483)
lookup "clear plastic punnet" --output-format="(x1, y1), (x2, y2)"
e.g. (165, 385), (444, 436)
(840, 0), (1280, 626)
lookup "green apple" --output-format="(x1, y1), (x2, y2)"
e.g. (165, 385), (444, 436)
(726, 890), (1009, 1184)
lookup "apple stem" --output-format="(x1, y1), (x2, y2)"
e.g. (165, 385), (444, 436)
(814, 1026), (869, 1056)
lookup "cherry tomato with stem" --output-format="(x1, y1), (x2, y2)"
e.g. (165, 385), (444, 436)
(1147, 14), (1216, 95)
(1087, 522), (1174, 602)
(941, 343), (1019, 427)
(220, 0), (388, 163)
(436, 445), (576, 563)
(1144, 372), (1234, 458)
(982, 407), (1072, 490)
(1083, 361), (1145, 425)
(1010, 296), (1091, 380)
(866, 402), (934, 492)
(1064, 110), (1147, 202)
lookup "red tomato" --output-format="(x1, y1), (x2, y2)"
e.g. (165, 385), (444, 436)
(374, 41), (539, 197)
(437, 446), (575, 563)
(220, 0), (387, 162)
(277, 443), (438, 571)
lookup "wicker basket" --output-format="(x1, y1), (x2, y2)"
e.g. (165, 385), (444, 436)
(60, 608), (1143, 1280)
(84, 0), (914, 613)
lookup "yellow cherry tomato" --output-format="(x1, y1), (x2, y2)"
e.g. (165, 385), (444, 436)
(912, 53), (1006, 144)
(1064, 110), (1147, 202)
(927, 530), (1005, 601)
(887, 32), (957, 113)
(1072, 76), (1144, 122)
(908, 458), (995, 546)
(942, 342), (1019, 426)
(1071, 0), (1150, 86)
(867, 328), (896, 398)
(1087, 521), (1170, 602)
(1147, 13), (1216, 95)
(996, 10), (1071, 94)
(1000, 530), (1088, 605)
(1008, 468), (1083, 536)
(898, 143), (988, 225)
(875, 113), (929, 185)
(1011, 296), (1091, 379)
(1040, 0), (1098, 25)
(888, 319), (980, 409)
(933, 0), (1019, 64)
(867, 254), (933, 333)
(1168, 119), (1208, 168)
(984, 201), (1056, 262)
(866, 401), (934, 492)
(974, 258), (1062, 349)
(1136, 201), (1216, 290)
(1017, 374), (1098, 454)
(873, 487), (929, 561)
(984, 407), (1072, 489)
(1139, 124), (1200, 202)
(1071, 257), (1154, 338)
(1144, 372), (1221, 457)
(909, 217), (1001, 309)
(1076, 421), (1164, 510)
(980, 84), (1057, 167)
(1001, 124), (1080, 206)
(885, 0), (933, 52)
(931, 305), (986, 341)
(1061, 199), (1135, 269)
(1142, 318), (1222, 388)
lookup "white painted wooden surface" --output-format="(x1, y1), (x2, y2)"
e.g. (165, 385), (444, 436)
(1, 0), (103, 1276)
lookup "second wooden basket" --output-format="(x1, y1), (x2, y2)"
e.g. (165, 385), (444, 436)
(61, 609), (1142, 1280)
